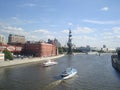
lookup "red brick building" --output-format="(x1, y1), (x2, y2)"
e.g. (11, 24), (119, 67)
(0, 43), (22, 53)
(22, 42), (58, 57)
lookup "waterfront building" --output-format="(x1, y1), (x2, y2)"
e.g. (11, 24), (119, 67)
(22, 41), (58, 57)
(0, 44), (22, 53)
(107, 48), (116, 52)
(48, 38), (61, 48)
(79, 46), (90, 52)
(8, 34), (25, 45)
(0, 53), (4, 62)
(0, 34), (5, 44)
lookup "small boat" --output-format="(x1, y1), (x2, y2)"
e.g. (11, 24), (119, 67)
(61, 67), (77, 80)
(43, 59), (58, 67)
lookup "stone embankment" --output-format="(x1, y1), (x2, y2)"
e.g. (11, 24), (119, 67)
(0, 54), (65, 68)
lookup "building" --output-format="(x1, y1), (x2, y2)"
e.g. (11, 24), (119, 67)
(0, 44), (22, 53)
(8, 34), (25, 45)
(48, 38), (61, 47)
(22, 41), (58, 57)
(107, 48), (116, 53)
(0, 34), (5, 44)
(40, 43), (58, 57)
(0, 53), (4, 61)
(79, 46), (91, 52)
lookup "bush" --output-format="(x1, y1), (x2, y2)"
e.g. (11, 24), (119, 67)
(58, 47), (63, 54)
(3, 49), (13, 60)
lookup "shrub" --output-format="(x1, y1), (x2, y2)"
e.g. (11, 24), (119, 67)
(3, 49), (13, 60)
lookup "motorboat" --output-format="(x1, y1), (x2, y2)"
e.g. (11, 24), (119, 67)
(61, 67), (77, 80)
(43, 59), (58, 67)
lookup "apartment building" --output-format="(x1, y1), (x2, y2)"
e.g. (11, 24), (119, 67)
(8, 34), (25, 44)
(0, 34), (5, 44)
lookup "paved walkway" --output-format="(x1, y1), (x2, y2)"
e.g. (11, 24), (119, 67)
(0, 54), (65, 68)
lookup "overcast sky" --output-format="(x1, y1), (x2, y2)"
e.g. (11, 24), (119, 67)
(0, 0), (120, 48)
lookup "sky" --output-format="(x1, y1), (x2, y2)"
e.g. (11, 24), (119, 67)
(0, 0), (120, 48)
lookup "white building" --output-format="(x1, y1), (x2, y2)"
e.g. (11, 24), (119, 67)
(0, 53), (4, 61)
(0, 34), (5, 44)
(108, 48), (116, 52)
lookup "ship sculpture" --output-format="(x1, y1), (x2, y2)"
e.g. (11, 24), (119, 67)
(67, 30), (73, 54)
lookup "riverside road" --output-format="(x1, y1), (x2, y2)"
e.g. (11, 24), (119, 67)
(0, 53), (120, 90)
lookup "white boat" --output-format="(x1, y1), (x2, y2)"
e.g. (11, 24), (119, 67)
(43, 59), (58, 67)
(61, 67), (77, 80)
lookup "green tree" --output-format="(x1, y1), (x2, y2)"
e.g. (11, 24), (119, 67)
(58, 47), (63, 54)
(3, 49), (13, 60)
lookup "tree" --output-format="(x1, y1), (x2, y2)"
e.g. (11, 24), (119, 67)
(3, 49), (13, 60)
(58, 47), (63, 54)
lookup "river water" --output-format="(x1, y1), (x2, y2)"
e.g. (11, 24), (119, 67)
(0, 53), (120, 90)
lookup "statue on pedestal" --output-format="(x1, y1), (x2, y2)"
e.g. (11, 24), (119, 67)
(67, 30), (73, 54)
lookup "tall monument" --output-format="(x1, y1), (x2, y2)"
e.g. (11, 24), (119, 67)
(67, 29), (73, 54)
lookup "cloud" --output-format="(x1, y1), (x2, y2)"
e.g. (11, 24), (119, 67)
(19, 3), (36, 7)
(0, 23), (24, 34)
(1, 21), (120, 48)
(0, 23), (55, 42)
(60, 26), (95, 46)
(39, 5), (56, 12)
(72, 35), (98, 47)
(33, 29), (50, 34)
(73, 26), (94, 34)
(101, 7), (109, 11)
(49, 25), (57, 27)
(83, 19), (120, 25)
(74, 35), (96, 41)
(103, 31), (113, 35)
(0, 23), (31, 40)
(11, 17), (35, 25)
(112, 27), (120, 34)
(62, 29), (69, 34)
(32, 29), (56, 40)
(68, 22), (73, 26)
(101, 35), (120, 48)
(62, 26), (94, 35)
(99, 27), (120, 48)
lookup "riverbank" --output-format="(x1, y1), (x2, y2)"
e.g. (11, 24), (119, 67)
(0, 54), (65, 68)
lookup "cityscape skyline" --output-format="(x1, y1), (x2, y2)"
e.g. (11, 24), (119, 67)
(0, 0), (120, 48)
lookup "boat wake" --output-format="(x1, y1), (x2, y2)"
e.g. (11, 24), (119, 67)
(43, 75), (79, 90)
(43, 79), (62, 90)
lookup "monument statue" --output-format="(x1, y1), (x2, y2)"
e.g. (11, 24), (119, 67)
(67, 29), (73, 54)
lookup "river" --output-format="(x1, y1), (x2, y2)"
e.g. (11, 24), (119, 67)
(0, 53), (120, 90)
